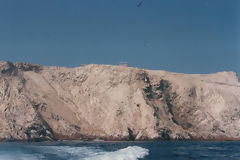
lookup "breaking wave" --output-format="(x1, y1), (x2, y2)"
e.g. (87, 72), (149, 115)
(0, 152), (44, 160)
(0, 145), (149, 160)
(84, 146), (149, 160)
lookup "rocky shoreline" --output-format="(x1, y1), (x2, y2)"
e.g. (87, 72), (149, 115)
(0, 61), (240, 141)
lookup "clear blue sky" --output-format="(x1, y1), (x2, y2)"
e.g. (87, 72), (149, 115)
(0, 0), (239, 74)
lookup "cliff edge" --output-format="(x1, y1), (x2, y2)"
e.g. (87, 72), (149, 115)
(0, 61), (240, 141)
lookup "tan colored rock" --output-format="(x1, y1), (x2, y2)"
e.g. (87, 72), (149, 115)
(0, 61), (239, 141)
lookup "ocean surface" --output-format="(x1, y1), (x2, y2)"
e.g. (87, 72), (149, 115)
(0, 141), (239, 160)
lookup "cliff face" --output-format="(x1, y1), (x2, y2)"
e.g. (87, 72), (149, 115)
(0, 61), (240, 141)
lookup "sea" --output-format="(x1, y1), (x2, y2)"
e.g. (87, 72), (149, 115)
(0, 141), (239, 160)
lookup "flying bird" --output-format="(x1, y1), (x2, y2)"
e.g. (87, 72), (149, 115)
(137, 1), (143, 7)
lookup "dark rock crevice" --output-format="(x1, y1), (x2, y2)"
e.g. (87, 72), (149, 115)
(0, 62), (18, 75)
(143, 78), (179, 125)
(127, 128), (135, 141)
(24, 112), (56, 141)
(157, 127), (171, 140)
(14, 62), (43, 73)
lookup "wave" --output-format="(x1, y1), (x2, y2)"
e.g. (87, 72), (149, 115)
(0, 151), (44, 160)
(0, 145), (149, 160)
(84, 146), (149, 160)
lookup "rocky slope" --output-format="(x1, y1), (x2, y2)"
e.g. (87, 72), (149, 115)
(0, 61), (240, 141)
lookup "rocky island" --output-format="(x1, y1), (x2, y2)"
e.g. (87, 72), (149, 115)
(0, 61), (239, 141)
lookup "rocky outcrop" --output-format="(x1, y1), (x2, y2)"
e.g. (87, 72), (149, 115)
(0, 61), (240, 141)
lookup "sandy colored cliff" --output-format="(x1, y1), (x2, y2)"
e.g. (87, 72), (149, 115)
(0, 61), (239, 141)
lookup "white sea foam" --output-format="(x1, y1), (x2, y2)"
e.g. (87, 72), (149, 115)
(83, 146), (149, 160)
(41, 145), (149, 160)
(38, 146), (103, 159)
(0, 151), (44, 160)
(0, 145), (149, 160)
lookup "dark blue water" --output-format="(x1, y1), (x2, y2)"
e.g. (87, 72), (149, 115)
(0, 141), (239, 160)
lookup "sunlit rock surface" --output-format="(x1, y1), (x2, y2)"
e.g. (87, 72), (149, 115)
(0, 61), (239, 141)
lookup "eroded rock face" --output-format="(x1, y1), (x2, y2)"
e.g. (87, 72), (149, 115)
(0, 61), (239, 141)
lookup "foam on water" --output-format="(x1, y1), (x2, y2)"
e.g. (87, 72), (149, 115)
(84, 146), (149, 160)
(0, 151), (44, 160)
(0, 145), (149, 160)
(1, 141), (239, 160)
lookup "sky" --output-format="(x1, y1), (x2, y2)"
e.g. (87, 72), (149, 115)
(0, 0), (239, 74)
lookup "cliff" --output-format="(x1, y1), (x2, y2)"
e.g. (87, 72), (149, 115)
(0, 61), (239, 141)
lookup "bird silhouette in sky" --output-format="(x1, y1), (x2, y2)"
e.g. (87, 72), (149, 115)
(137, 1), (143, 7)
